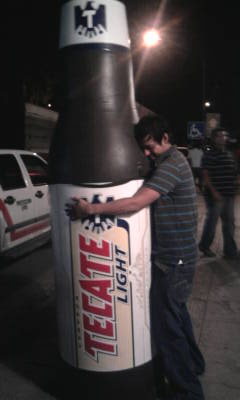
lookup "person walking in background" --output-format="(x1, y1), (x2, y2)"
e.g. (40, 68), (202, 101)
(65, 115), (205, 400)
(199, 127), (240, 258)
(188, 142), (204, 191)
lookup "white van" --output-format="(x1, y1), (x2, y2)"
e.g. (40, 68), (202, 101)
(0, 150), (51, 259)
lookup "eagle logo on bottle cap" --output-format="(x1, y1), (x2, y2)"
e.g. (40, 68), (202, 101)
(75, 1), (107, 38)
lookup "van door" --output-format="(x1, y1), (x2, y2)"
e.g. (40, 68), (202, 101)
(0, 153), (35, 252)
(19, 153), (51, 239)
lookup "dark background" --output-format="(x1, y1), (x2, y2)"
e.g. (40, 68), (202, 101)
(1, 0), (240, 146)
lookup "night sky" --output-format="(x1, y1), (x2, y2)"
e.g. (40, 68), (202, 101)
(1, 0), (240, 145)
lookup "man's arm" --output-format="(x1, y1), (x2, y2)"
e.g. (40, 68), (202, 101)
(65, 186), (160, 220)
(202, 169), (221, 201)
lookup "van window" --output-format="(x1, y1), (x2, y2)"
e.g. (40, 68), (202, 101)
(0, 154), (26, 191)
(21, 155), (48, 186)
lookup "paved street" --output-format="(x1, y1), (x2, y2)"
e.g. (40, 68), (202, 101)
(0, 194), (240, 399)
(189, 194), (240, 400)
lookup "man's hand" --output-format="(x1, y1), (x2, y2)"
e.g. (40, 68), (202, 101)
(65, 197), (91, 220)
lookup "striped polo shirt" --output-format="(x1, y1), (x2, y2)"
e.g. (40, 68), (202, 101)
(201, 147), (238, 196)
(144, 146), (198, 266)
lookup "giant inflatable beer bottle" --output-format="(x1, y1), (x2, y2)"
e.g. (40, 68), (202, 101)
(49, 0), (154, 398)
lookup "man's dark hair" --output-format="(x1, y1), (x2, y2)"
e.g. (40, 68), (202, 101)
(134, 115), (171, 148)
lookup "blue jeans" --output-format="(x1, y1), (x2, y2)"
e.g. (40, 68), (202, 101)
(199, 196), (237, 257)
(150, 263), (205, 399)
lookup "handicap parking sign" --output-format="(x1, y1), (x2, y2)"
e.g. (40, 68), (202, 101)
(187, 121), (205, 139)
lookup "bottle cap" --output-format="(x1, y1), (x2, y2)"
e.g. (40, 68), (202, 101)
(60, 0), (130, 49)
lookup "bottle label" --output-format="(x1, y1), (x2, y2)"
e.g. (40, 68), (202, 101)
(59, 0), (130, 49)
(50, 182), (152, 371)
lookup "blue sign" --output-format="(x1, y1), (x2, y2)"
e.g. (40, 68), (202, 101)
(187, 121), (205, 139)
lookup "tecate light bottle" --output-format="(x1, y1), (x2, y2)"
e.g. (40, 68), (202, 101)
(48, 1), (154, 398)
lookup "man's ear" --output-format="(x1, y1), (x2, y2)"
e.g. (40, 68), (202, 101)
(162, 133), (169, 144)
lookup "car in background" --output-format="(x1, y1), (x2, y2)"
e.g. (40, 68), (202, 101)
(0, 150), (51, 260)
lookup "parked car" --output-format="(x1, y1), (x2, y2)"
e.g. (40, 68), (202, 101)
(0, 149), (51, 259)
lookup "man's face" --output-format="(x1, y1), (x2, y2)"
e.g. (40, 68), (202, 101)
(214, 130), (228, 147)
(142, 135), (166, 160)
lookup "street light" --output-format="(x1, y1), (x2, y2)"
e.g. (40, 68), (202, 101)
(142, 29), (161, 48)
(204, 101), (211, 108)
(202, 62), (212, 119)
(134, 27), (162, 97)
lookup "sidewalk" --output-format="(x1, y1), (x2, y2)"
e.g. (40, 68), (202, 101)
(188, 193), (240, 400)
(0, 194), (240, 399)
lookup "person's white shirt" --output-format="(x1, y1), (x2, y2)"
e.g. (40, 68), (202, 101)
(188, 147), (203, 168)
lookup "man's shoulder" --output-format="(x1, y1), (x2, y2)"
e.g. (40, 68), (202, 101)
(202, 148), (215, 159)
(171, 146), (187, 161)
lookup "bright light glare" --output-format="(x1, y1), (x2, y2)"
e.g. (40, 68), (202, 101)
(143, 29), (161, 47)
(204, 101), (211, 108)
